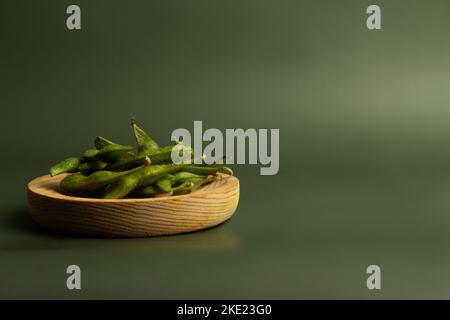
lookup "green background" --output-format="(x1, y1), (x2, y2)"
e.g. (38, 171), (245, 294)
(2, 0), (450, 299)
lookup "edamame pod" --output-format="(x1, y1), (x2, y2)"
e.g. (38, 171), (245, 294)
(103, 175), (140, 199)
(50, 157), (80, 176)
(136, 163), (186, 188)
(129, 173), (214, 198)
(133, 184), (162, 197)
(155, 175), (175, 193)
(102, 163), (185, 198)
(83, 144), (133, 163)
(94, 136), (117, 150)
(181, 165), (233, 176)
(78, 160), (108, 175)
(172, 177), (214, 195)
(60, 163), (146, 194)
(131, 118), (159, 154)
(103, 145), (186, 171)
(171, 182), (195, 195)
(102, 155), (147, 171)
(172, 172), (205, 185)
(134, 181), (194, 198)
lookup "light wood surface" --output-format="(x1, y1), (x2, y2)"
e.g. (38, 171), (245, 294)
(27, 173), (239, 237)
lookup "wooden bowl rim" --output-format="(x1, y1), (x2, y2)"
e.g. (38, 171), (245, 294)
(28, 173), (239, 204)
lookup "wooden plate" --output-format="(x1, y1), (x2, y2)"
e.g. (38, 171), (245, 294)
(27, 173), (239, 237)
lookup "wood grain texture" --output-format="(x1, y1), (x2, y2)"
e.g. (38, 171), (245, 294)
(27, 173), (239, 237)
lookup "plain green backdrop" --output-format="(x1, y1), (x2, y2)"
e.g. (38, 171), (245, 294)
(2, 0), (450, 299)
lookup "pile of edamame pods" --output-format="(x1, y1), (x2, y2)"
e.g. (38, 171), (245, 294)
(49, 119), (233, 199)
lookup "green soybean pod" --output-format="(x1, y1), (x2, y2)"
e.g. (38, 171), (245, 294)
(104, 162), (182, 198)
(83, 144), (133, 162)
(155, 175), (174, 193)
(134, 175), (213, 198)
(103, 175), (140, 199)
(94, 136), (117, 150)
(181, 165), (233, 176)
(83, 148), (100, 158)
(172, 176), (214, 195)
(172, 172), (205, 185)
(103, 145), (181, 171)
(78, 160), (108, 175)
(148, 145), (180, 163)
(131, 118), (159, 154)
(135, 163), (187, 188)
(58, 173), (87, 194)
(133, 184), (164, 197)
(102, 155), (146, 171)
(171, 182), (195, 195)
(61, 159), (186, 196)
(94, 136), (135, 160)
(50, 157), (80, 176)
(60, 163), (145, 193)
